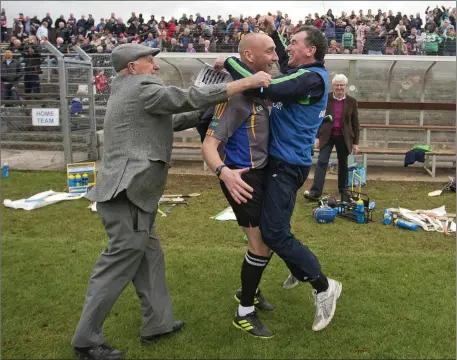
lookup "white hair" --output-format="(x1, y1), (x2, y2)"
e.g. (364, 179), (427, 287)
(332, 74), (348, 85)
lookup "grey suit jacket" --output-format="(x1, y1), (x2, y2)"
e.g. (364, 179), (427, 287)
(87, 74), (228, 212)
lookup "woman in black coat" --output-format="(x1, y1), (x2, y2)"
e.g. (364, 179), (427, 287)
(22, 46), (41, 94)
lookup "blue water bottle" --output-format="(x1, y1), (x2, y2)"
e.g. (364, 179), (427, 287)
(75, 174), (82, 187)
(383, 209), (392, 225)
(2, 161), (9, 178)
(68, 174), (76, 188)
(82, 173), (89, 186)
(356, 198), (365, 224)
(395, 219), (418, 231)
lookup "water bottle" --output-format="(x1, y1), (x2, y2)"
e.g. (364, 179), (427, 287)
(68, 174), (76, 188)
(75, 174), (82, 187)
(2, 161), (9, 178)
(82, 173), (89, 186)
(395, 219), (418, 231)
(356, 198), (365, 224)
(333, 206), (343, 215)
(383, 209), (392, 225)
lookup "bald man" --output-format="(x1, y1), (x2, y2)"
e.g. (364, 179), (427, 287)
(201, 33), (279, 338)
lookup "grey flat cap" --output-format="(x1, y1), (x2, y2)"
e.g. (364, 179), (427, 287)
(111, 43), (160, 72)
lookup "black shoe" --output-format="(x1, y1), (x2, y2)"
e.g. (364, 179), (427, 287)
(140, 320), (184, 344)
(234, 289), (276, 311)
(340, 190), (352, 203)
(304, 190), (320, 201)
(74, 343), (124, 360)
(232, 310), (274, 338)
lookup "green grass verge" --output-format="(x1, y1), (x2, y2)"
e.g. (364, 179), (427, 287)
(2, 171), (455, 359)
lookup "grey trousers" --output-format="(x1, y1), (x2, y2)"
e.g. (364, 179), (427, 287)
(71, 191), (174, 348)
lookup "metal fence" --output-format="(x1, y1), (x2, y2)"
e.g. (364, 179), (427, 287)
(1, 42), (97, 170)
(2, 49), (455, 171)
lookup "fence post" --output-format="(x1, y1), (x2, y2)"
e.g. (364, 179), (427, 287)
(43, 41), (72, 165)
(75, 46), (98, 160)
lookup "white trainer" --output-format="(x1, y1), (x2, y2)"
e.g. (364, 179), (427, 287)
(283, 273), (300, 289)
(312, 278), (342, 331)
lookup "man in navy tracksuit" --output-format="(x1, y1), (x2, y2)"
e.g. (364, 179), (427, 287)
(222, 19), (342, 332)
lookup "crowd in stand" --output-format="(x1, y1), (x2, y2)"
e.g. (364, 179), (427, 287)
(1, 5), (456, 56)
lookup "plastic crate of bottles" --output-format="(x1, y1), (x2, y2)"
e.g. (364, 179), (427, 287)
(335, 189), (374, 224)
(67, 162), (96, 194)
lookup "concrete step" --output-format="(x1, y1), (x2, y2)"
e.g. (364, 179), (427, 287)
(2, 132), (88, 143)
(1, 140), (88, 151)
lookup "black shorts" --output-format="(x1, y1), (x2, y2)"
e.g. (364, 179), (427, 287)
(220, 167), (266, 227)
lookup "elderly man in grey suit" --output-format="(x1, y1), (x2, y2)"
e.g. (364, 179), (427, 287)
(71, 43), (271, 360)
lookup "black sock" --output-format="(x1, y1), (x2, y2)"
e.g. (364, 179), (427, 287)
(310, 272), (329, 294)
(240, 251), (270, 307)
(255, 251), (274, 295)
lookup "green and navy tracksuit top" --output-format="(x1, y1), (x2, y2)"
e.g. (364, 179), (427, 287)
(224, 30), (329, 167)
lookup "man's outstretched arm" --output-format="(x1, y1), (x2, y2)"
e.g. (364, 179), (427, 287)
(224, 57), (325, 104)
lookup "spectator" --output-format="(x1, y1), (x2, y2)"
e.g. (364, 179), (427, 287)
(36, 21), (49, 42)
(55, 37), (68, 53)
(237, 22), (252, 41)
(424, 18), (436, 33)
(127, 12), (137, 26)
(324, 16), (335, 44)
(441, 19), (455, 37)
(105, 17), (115, 33)
(54, 14), (66, 28)
(178, 27), (191, 48)
(23, 16), (32, 35)
(112, 17), (126, 37)
(56, 21), (70, 43)
(86, 14), (95, 30)
(76, 15), (86, 30)
(143, 32), (158, 48)
(335, 18), (346, 43)
(342, 26), (354, 51)
(167, 37), (181, 52)
(406, 27), (422, 54)
(364, 25), (385, 54)
(443, 28), (456, 55)
(95, 18), (105, 33)
(23, 46), (41, 94)
(42, 12), (52, 28)
(204, 39), (210, 52)
(327, 9), (335, 21)
(391, 29), (408, 54)
(356, 22), (367, 53)
(1, 49), (22, 104)
(305, 73), (359, 202)
(12, 18), (26, 42)
(195, 12), (204, 25)
(70, 88), (84, 116)
(424, 27), (442, 55)
(215, 15), (226, 41)
(328, 39), (341, 54)
(67, 13), (76, 26)
(410, 13), (423, 33)
(186, 42), (196, 53)
(94, 69), (107, 93)
(313, 13), (323, 29)
(395, 19), (407, 32)
(435, 26), (446, 54)
(9, 39), (23, 56)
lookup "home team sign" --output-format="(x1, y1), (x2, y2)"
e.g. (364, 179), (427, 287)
(32, 108), (60, 126)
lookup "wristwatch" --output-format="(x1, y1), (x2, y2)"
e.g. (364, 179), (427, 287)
(215, 164), (227, 178)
